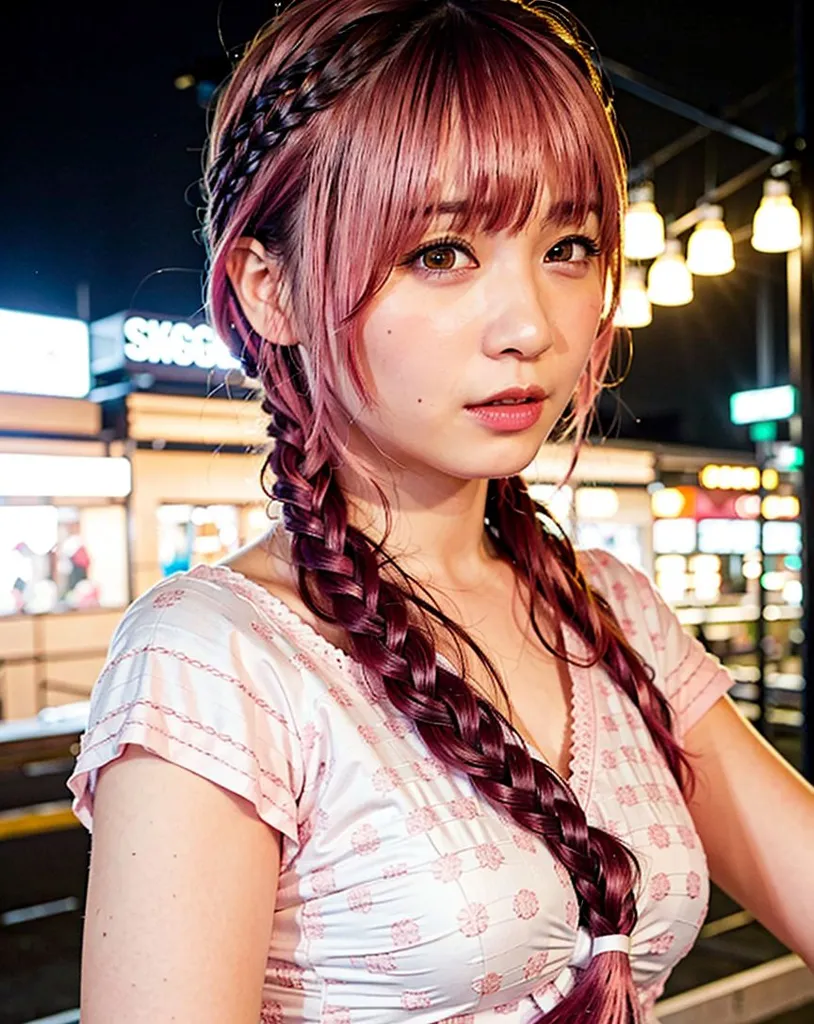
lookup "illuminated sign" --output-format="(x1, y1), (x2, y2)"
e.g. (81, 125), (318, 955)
(762, 521), (802, 555)
(761, 495), (800, 520)
(0, 453), (131, 498)
(653, 518), (697, 555)
(699, 464), (761, 491)
(0, 308), (90, 398)
(730, 385), (797, 425)
(123, 316), (240, 372)
(697, 518), (760, 555)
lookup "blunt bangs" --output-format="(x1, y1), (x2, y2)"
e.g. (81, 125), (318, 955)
(301, 3), (624, 333)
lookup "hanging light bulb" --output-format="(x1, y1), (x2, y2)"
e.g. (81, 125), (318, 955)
(614, 265), (652, 328)
(624, 182), (666, 261)
(647, 238), (694, 306)
(752, 179), (802, 253)
(686, 204), (735, 276)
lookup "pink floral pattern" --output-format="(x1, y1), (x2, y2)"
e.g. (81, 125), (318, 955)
(347, 885), (373, 914)
(473, 972), (503, 996)
(365, 952), (397, 973)
(512, 889), (540, 920)
(458, 903), (489, 937)
(351, 824), (381, 855)
(475, 843), (505, 871)
(152, 588), (185, 609)
(648, 824), (671, 849)
(524, 952), (549, 979)
(648, 931), (676, 956)
(600, 749), (618, 769)
(391, 919), (421, 948)
(267, 959), (306, 990)
(448, 797), (479, 820)
(321, 1007), (351, 1024)
(433, 853), (463, 883)
(649, 873), (671, 901)
(406, 806), (440, 835)
(686, 871), (702, 899)
(261, 1000), (284, 1024)
(311, 867), (335, 896)
(401, 990), (432, 1010)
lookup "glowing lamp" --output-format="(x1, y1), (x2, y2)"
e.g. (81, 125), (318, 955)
(686, 204), (735, 276)
(651, 488), (686, 518)
(624, 182), (666, 261)
(647, 238), (694, 306)
(614, 265), (652, 329)
(752, 179), (802, 253)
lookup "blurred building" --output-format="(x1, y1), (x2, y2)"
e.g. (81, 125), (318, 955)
(0, 306), (803, 733)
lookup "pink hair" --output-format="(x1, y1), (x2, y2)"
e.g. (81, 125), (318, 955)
(204, 3), (694, 1021)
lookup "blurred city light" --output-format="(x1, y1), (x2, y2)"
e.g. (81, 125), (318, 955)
(686, 204), (735, 275)
(647, 238), (694, 306)
(624, 182), (666, 260)
(614, 264), (652, 328)
(752, 179), (802, 253)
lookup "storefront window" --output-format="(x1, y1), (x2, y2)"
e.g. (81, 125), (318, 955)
(157, 503), (270, 575)
(0, 502), (128, 615)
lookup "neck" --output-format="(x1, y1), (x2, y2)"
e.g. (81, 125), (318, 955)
(337, 454), (502, 592)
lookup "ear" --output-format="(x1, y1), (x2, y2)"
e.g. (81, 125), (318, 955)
(225, 237), (298, 347)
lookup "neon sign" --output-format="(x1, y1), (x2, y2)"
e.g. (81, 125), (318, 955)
(123, 316), (240, 372)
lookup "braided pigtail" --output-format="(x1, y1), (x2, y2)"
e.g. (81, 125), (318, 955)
(487, 476), (696, 797)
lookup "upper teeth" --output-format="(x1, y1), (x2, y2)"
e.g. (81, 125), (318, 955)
(492, 398), (528, 405)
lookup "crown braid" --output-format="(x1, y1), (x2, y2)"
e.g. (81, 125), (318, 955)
(260, 355), (644, 1023)
(205, 0), (615, 243)
(205, 7), (428, 240)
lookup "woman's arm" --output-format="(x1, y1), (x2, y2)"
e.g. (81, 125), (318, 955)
(80, 745), (282, 1024)
(683, 694), (814, 967)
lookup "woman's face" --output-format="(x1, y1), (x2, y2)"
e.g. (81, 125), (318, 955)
(339, 192), (606, 485)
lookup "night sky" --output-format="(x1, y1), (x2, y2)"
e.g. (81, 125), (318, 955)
(0, 1), (800, 449)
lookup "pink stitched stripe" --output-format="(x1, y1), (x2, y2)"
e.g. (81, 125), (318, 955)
(81, 698), (292, 791)
(75, 717), (297, 835)
(97, 644), (296, 734)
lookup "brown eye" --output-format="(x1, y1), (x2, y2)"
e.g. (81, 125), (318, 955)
(545, 235), (600, 263)
(547, 240), (576, 262)
(422, 247), (459, 271)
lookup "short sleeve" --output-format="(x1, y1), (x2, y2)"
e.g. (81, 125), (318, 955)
(580, 550), (734, 740)
(66, 574), (304, 843)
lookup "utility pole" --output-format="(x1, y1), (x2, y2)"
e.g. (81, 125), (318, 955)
(792, 0), (814, 780)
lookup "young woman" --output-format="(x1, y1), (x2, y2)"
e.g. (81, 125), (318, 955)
(68, 1), (814, 1022)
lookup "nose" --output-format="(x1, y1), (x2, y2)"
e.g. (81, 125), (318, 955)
(480, 268), (554, 361)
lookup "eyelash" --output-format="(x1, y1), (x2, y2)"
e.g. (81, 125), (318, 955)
(402, 233), (601, 278)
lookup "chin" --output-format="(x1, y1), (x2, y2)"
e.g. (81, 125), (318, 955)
(450, 434), (550, 482)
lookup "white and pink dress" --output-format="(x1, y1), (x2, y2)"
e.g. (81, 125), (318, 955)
(67, 549), (733, 1023)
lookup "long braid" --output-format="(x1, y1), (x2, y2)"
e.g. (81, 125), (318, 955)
(487, 477), (696, 797)
(262, 362), (643, 1023)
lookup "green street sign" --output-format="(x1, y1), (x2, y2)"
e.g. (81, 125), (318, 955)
(749, 422), (777, 442)
(730, 385), (797, 425)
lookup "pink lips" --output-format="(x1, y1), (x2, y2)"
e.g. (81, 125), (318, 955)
(464, 386), (547, 432)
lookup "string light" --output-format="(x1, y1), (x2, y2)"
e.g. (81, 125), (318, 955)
(647, 238), (694, 306)
(752, 179), (802, 253)
(686, 204), (735, 276)
(624, 182), (666, 261)
(614, 265), (652, 329)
